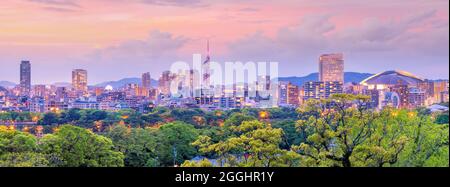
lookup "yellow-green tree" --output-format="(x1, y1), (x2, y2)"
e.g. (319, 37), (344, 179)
(106, 125), (159, 167)
(181, 159), (213, 167)
(190, 120), (300, 167)
(40, 125), (124, 167)
(0, 126), (49, 167)
(293, 94), (449, 167)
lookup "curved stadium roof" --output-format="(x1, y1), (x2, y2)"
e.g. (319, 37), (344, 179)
(361, 70), (424, 85)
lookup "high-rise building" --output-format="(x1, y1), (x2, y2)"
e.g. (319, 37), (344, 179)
(141, 72), (151, 97)
(278, 81), (289, 106)
(202, 40), (211, 92)
(20, 61), (31, 96)
(418, 80), (435, 98)
(72, 69), (88, 94)
(303, 81), (343, 100)
(287, 83), (300, 106)
(433, 80), (449, 103)
(158, 71), (174, 96)
(33, 85), (47, 98)
(142, 72), (151, 90)
(319, 53), (344, 83)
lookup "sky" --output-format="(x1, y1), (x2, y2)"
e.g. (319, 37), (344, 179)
(0, 0), (448, 84)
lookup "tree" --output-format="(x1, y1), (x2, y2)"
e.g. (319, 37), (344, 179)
(0, 126), (37, 154)
(0, 126), (48, 167)
(267, 107), (298, 120)
(223, 113), (256, 127)
(181, 159), (213, 167)
(40, 125), (124, 167)
(169, 108), (205, 126)
(156, 122), (199, 166)
(106, 125), (159, 167)
(60, 108), (81, 124)
(272, 119), (303, 149)
(293, 94), (376, 167)
(75, 110), (109, 128)
(141, 113), (164, 125)
(395, 111), (449, 167)
(435, 113), (449, 124)
(39, 112), (59, 125)
(192, 120), (300, 167)
(0, 152), (49, 167)
(292, 94), (449, 167)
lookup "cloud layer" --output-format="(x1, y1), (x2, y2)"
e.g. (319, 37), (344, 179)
(0, 0), (448, 84)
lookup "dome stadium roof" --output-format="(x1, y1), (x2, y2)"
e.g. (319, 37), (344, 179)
(361, 70), (424, 85)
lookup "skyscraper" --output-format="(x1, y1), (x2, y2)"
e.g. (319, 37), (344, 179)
(158, 71), (174, 96)
(72, 69), (88, 93)
(142, 72), (151, 90)
(20, 61), (31, 96)
(319, 53), (344, 83)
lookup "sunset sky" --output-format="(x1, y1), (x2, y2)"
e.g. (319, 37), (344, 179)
(0, 0), (448, 84)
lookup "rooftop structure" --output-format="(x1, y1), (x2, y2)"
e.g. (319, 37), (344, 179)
(361, 70), (424, 86)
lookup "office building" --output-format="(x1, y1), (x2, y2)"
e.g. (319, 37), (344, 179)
(287, 83), (300, 106)
(319, 54), (344, 83)
(142, 72), (151, 90)
(303, 81), (343, 100)
(278, 81), (289, 106)
(72, 69), (88, 93)
(20, 61), (31, 96)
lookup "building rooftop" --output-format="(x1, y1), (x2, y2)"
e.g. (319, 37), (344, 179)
(427, 104), (449, 112)
(360, 70), (424, 85)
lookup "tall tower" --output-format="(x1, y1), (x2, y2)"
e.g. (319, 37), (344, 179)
(202, 40), (211, 92)
(20, 61), (31, 96)
(319, 53), (344, 83)
(142, 72), (151, 90)
(158, 71), (173, 96)
(72, 69), (88, 94)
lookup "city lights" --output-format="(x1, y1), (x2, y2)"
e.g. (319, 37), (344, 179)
(0, 0), (447, 173)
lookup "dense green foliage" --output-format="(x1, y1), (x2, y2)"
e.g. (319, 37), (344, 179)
(0, 95), (448, 167)
(40, 125), (124, 167)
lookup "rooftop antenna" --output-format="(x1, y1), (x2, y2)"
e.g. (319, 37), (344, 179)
(204, 39), (210, 64)
(201, 39), (211, 103)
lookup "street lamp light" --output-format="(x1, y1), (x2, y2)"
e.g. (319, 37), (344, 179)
(259, 111), (269, 119)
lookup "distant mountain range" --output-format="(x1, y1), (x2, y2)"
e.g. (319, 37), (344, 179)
(279, 72), (374, 87)
(0, 81), (72, 88)
(53, 82), (71, 87)
(92, 72), (374, 89)
(0, 81), (16, 88)
(0, 72), (374, 89)
(5, 72), (444, 89)
(94, 78), (159, 89)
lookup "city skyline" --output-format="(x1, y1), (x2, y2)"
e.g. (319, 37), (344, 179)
(0, 0), (448, 172)
(0, 0), (448, 84)
(0, 59), (448, 87)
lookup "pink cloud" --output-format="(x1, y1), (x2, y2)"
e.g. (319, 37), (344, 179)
(0, 0), (448, 83)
